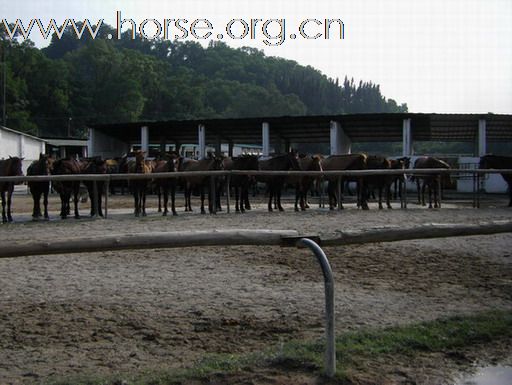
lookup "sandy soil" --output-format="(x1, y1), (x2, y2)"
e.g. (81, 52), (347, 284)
(0, 192), (511, 384)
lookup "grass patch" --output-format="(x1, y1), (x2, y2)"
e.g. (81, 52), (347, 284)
(47, 309), (512, 384)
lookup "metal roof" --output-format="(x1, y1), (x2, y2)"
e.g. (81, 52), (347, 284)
(90, 113), (512, 145)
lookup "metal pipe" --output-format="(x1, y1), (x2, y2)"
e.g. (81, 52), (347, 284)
(297, 238), (336, 377)
(226, 175), (231, 214)
(104, 180), (109, 218)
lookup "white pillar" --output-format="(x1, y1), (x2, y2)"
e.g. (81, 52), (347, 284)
(141, 125), (149, 154)
(87, 128), (96, 157)
(402, 118), (412, 157)
(330, 121), (351, 155)
(198, 124), (206, 159)
(262, 122), (270, 157)
(18, 135), (25, 158)
(478, 119), (487, 157)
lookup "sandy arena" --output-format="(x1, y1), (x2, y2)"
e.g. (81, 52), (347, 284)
(0, 191), (511, 384)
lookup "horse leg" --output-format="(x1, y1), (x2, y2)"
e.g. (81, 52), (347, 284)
(171, 184), (177, 216)
(6, 185), (13, 222)
(133, 190), (140, 217)
(359, 179), (369, 210)
(277, 182), (284, 212)
(73, 187), (80, 219)
(386, 183), (392, 209)
(32, 190), (41, 219)
(162, 187), (169, 216)
(294, 183), (300, 212)
(378, 186), (384, 209)
(1, 191), (6, 223)
(141, 189), (147, 217)
(200, 186), (206, 214)
(267, 183), (274, 212)
(434, 182), (439, 209)
(43, 189), (49, 219)
(416, 179), (421, 205)
(235, 186), (241, 213)
(158, 186), (162, 213)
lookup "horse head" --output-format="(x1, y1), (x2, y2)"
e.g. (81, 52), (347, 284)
(287, 150), (300, 171)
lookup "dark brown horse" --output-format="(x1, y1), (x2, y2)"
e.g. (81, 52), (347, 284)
(153, 153), (179, 216)
(27, 153), (52, 220)
(0, 156), (24, 223)
(223, 155), (259, 213)
(51, 157), (82, 219)
(81, 157), (107, 217)
(127, 151), (153, 217)
(480, 155), (512, 207)
(258, 151), (301, 212)
(294, 155), (323, 211)
(391, 157), (411, 200)
(413, 156), (451, 208)
(321, 154), (368, 210)
(364, 155), (392, 209)
(179, 156), (224, 214)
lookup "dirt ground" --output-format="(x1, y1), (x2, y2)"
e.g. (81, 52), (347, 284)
(1, 191), (511, 384)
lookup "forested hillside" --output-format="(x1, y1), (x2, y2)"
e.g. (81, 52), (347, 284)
(0, 23), (407, 138)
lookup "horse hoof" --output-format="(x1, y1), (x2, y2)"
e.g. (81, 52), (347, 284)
(162, 212), (168, 216)
(294, 207), (299, 212)
(278, 208), (284, 212)
(172, 212), (178, 216)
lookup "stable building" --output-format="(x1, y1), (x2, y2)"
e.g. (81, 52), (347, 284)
(88, 113), (512, 193)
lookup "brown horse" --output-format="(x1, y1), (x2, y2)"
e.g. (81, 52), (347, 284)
(391, 157), (411, 200)
(127, 151), (153, 217)
(321, 154), (368, 210)
(51, 157), (82, 219)
(0, 156), (24, 223)
(27, 153), (52, 220)
(258, 151), (301, 212)
(413, 156), (451, 208)
(81, 157), (107, 217)
(153, 153), (180, 216)
(223, 155), (259, 213)
(294, 154), (323, 211)
(480, 155), (512, 207)
(364, 155), (392, 209)
(179, 156), (224, 214)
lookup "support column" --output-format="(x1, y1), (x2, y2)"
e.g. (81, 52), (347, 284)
(40, 141), (45, 155)
(198, 124), (206, 159)
(330, 121), (351, 155)
(228, 140), (234, 157)
(262, 122), (270, 157)
(141, 125), (149, 154)
(402, 118), (413, 157)
(174, 141), (181, 155)
(477, 119), (487, 157)
(159, 137), (166, 155)
(87, 128), (96, 157)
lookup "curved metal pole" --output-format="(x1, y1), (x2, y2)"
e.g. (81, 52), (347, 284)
(297, 238), (336, 377)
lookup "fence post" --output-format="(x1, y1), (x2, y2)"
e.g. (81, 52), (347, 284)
(297, 238), (336, 377)
(337, 176), (342, 210)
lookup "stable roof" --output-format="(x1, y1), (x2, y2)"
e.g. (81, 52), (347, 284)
(90, 113), (512, 145)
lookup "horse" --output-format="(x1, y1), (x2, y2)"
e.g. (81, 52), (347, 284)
(364, 155), (392, 209)
(294, 154), (323, 211)
(179, 156), (224, 214)
(127, 151), (153, 217)
(153, 153), (180, 216)
(413, 156), (451, 208)
(258, 151), (301, 212)
(391, 157), (411, 200)
(479, 155), (512, 207)
(223, 155), (259, 213)
(81, 157), (107, 217)
(0, 156), (24, 223)
(27, 153), (52, 220)
(51, 157), (82, 219)
(321, 154), (368, 210)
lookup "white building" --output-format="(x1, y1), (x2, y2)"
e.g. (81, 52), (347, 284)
(0, 125), (46, 174)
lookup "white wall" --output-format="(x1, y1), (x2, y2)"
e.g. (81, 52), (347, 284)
(0, 128), (45, 174)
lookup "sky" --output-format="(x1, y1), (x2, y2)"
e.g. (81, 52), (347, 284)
(2, 0), (512, 114)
